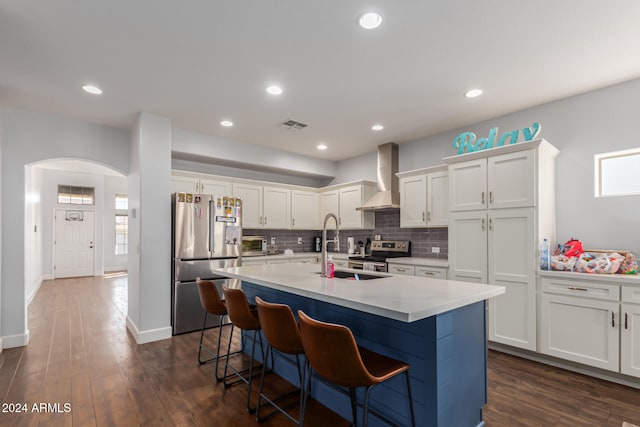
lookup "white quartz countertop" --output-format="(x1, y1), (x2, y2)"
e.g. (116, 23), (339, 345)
(386, 257), (449, 268)
(214, 263), (504, 322)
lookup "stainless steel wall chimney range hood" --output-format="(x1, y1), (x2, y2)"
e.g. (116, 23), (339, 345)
(356, 142), (400, 211)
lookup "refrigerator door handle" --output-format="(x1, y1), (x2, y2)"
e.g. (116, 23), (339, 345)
(209, 199), (215, 255)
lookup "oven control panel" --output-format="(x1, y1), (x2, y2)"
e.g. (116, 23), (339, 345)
(371, 240), (410, 253)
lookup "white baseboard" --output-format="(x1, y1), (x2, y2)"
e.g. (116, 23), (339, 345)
(126, 316), (172, 344)
(42, 273), (53, 280)
(2, 330), (30, 349)
(105, 266), (128, 273)
(26, 278), (44, 306)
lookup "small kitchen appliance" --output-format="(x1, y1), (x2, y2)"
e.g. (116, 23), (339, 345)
(347, 240), (410, 272)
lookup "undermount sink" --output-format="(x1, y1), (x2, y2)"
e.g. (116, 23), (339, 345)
(318, 270), (384, 280)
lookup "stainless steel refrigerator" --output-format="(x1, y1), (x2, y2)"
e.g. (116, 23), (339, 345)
(171, 193), (242, 335)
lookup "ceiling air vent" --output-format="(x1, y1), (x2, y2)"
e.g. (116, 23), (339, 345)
(280, 119), (308, 130)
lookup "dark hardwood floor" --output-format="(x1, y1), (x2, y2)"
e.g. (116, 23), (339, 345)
(1, 274), (639, 427)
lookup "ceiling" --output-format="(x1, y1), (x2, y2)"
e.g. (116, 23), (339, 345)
(2, 1), (640, 162)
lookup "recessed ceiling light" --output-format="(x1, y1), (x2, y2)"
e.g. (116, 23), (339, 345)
(82, 84), (102, 95)
(371, 124), (384, 131)
(465, 89), (483, 98)
(317, 144), (328, 150)
(220, 120), (233, 127)
(266, 85), (283, 95)
(359, 12), (383, 29)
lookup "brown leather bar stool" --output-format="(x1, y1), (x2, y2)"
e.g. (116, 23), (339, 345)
(298, 310), (416, 427)
(222, 285), (267, 413)
(255, 296), (306, 425)
(195, 278), (243, 381)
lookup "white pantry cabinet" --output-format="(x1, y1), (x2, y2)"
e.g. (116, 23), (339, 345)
(397, 165), (448, 228)
(445, 139), (559, 352)
(291, 189), (320, 230)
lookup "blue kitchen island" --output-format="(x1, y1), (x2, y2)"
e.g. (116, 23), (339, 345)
(214, 263), (504, 427)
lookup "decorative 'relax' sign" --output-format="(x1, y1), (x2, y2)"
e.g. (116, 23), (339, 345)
(452, 122), (541, 155)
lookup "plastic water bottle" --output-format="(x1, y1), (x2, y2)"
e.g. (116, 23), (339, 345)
(540, 238), (550, 270)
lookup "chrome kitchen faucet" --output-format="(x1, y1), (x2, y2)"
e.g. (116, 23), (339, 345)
(321, 213), (340, 277)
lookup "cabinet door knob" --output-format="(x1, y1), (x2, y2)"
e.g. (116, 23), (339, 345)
(427, 211), (431, 221)
(482, 218), (486, 230)
(264, 216), (267, 225)
(481, 191), (485, 205)
(422, 212), (425, 222)
(292, 218), (295, 227)
(489, 217), (493, 231)
(489, 191), (493, 204)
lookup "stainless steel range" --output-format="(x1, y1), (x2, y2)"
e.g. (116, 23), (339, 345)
(347, 240), (410, 272)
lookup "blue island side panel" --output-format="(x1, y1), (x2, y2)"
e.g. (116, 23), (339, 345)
(241, 281), (487, 427)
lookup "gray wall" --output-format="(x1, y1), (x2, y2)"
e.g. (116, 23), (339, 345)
(331, 78), (640, 254)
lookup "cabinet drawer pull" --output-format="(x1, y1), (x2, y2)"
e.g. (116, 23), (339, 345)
(567, 286), (588, 292)
(421, 271), (436, 276)
(396, 268), (407, 272)
(612, 311), (615, 328)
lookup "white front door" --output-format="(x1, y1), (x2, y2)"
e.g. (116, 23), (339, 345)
(54, 210), (95, 278)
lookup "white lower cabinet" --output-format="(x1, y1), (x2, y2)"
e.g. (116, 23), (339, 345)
(621, 286), (640, 377)
(539, 274), (640, 379)
(387, 262), (448, 279)
(540, 293), (619, 371)
(388, 264), (415, 276)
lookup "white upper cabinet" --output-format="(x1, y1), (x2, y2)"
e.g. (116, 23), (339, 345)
(171, 172), (231, 195)
(448, 159), (487, 212)
(399, 174), (427, 227)
(488, 150), (535, 209)
(398, 166), (449, 228)
(291, 189), (319, 230)
(232, 183), (263, 228)
(319, 182), (375, 230)
(232, 184), (291, 229)
(262, 186), (291, 229)
(449, 144), (540, 212)
(320, 189), (339, 230)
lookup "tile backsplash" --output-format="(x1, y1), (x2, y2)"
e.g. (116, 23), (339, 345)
(244, 210), (448, 259)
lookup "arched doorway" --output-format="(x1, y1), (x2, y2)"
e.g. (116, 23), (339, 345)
(25, 158), (128, 308)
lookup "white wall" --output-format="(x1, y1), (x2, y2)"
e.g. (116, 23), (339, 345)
(0, 106), (130, 347)
(331, 78), (640, 254)
(24, 167), (43, 304)
(103, 175), (128, 271)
